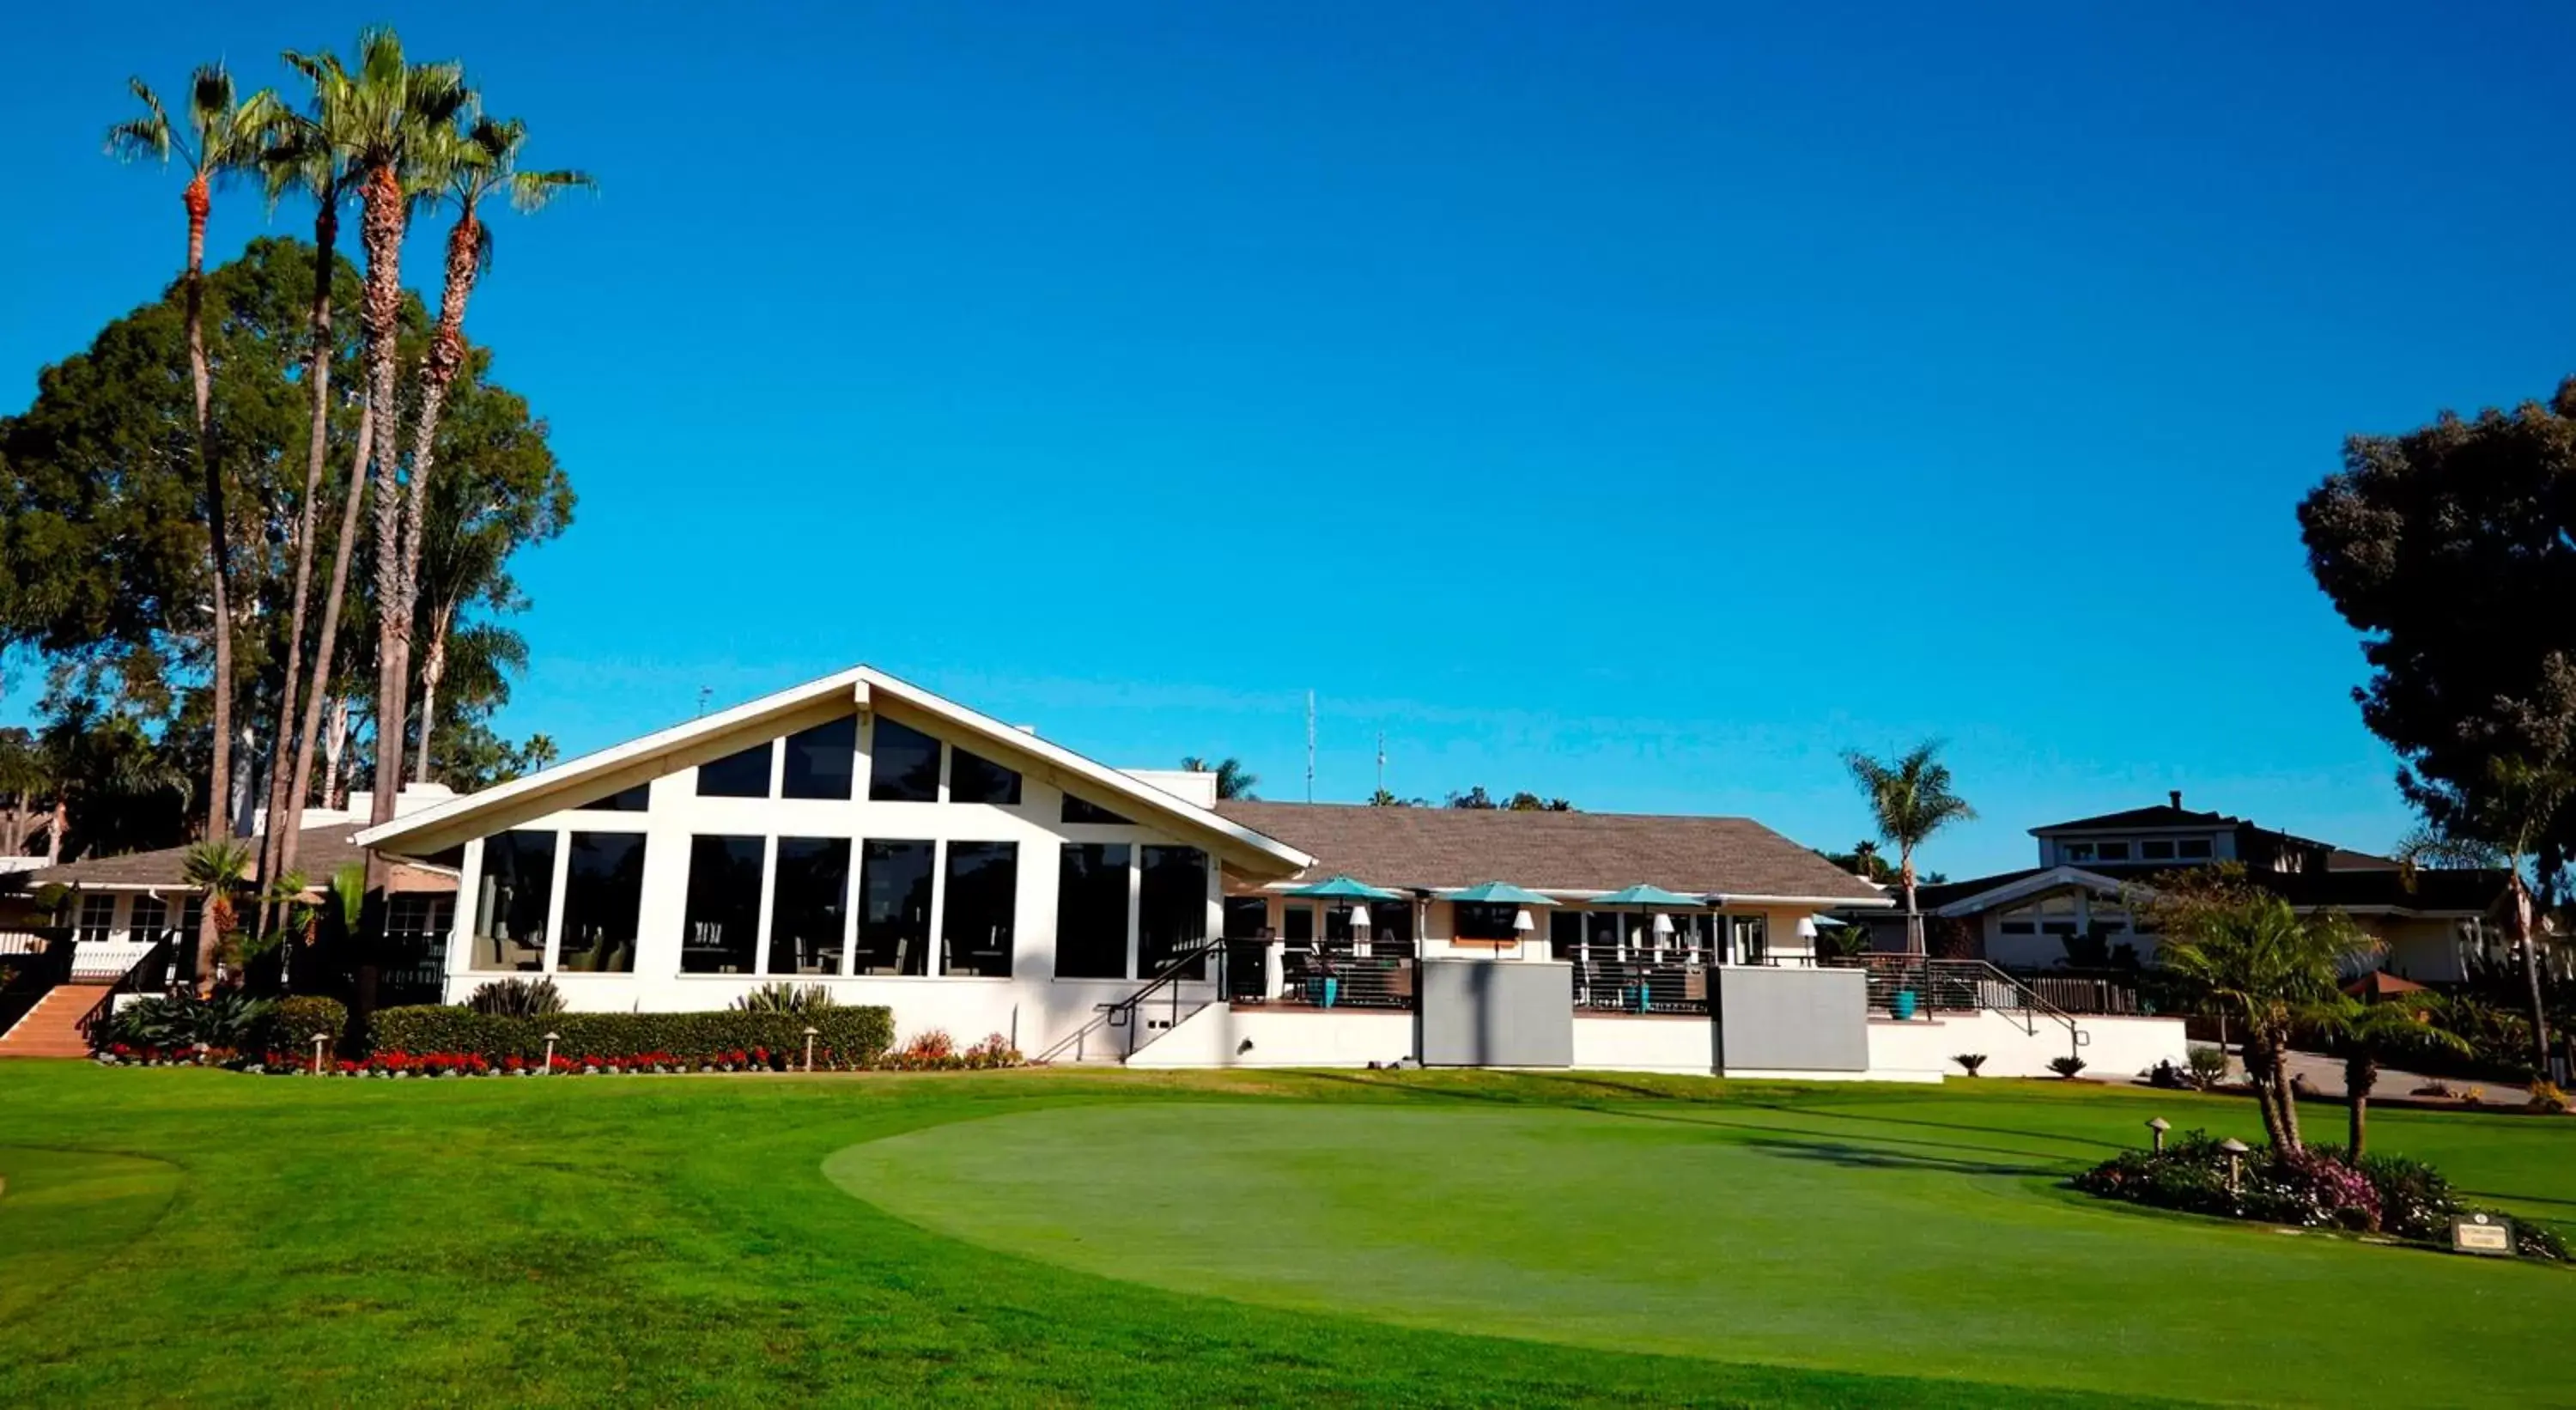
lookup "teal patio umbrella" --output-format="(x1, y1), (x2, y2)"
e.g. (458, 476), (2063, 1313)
(1285, 875), (1403, 901)
(1586, 883), (1710, 1012)
(1435, 881), (1558, 907)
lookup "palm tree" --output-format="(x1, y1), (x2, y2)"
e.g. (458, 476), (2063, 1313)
(2314, 996), (2470, 1158)
(381, 110), (588, 805)
(311, 27), (470, 828)
(106, 65), (281, 846)
(1844, 743), (1976, 952)
(2153, 873), (2370, 1153)
(2397, 752), (2573, 1074)
(179, 836), (256, 993)
(1180, 756), (1258, 800)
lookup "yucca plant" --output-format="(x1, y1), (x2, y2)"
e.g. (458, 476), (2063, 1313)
(732, 982), (836, 1015)
(466, 976), (563, 1017)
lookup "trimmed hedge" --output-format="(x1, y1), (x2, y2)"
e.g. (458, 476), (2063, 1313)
(369, 1005), (893, 1067)
(268, 996), (350, 1053)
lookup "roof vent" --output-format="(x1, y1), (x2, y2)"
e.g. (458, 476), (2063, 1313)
(2169, 789), (2183, 811)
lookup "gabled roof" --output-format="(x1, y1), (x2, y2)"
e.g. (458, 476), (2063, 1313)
(353, 665), (1314, 875)
(1212, 801), (1891, 906)
(2032, 805), (2237, 835)
(1930, 866), (2135, 918)
(20, 824), (454, 894)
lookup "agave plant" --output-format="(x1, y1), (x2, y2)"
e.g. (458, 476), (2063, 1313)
(732, 982), (836, 1015)
(106, 991), (276, 1050)
(465, 976), (563, 1017)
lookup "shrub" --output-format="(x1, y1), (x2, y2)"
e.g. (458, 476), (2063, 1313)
(2047, 1055), (2087, 1080)
(2185, 1043), (2231, 1091)
(2527, 1079), (2570, 1114)
(1951, 1053), (1987, 1077)
(264, 996), (350, 1055)
(98, 992), (275, 1052)
(876, 1030), (1024, 1072)
(467, 977), (565, 1017)
(732, 982), (836, 1014)
(369, 1004), (894, 1068)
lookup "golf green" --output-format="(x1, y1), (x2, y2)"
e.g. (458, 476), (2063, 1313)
(829, 1100), (2573, 1407)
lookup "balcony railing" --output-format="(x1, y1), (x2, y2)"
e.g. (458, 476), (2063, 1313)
(1571, 956), (1714, 1015)
(1229, 939), (1419, 1011)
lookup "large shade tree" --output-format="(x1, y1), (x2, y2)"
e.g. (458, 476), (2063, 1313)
(2300, 382), (2576, 1070)
(1844, 742), (1976, 952)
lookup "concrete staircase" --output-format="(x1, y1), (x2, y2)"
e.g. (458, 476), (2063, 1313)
(0, 983), (110, 1059)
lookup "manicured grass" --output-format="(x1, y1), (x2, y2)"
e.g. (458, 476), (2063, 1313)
(0, 1064), (2567, 1407)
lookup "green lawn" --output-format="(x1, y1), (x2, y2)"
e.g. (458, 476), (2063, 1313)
(1, 1064), (2569, 1407)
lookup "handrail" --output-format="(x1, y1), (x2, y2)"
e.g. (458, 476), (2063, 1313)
(0, 927), (76, 1042)
(1821, 954), (2089, 1054)
(72, 934), (176, 1050)
(1031, 938), (1228, 1065)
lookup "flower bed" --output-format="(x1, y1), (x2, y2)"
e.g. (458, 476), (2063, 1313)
(94, 1019), (1028, 1078)
(2073, 1129), (2567, 1261)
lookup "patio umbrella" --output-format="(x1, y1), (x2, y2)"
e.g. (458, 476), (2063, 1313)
(1435, 881), (1558, 907)
(1587, 884), (1709, 1009)
(1285, 874), (1405, 944)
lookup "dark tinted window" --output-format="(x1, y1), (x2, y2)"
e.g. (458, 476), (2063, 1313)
(858, 840), (934, 974)
(473, 831), (557, 971)
(1551, 909), (1583, 960)
(697, 742), (773, 798)
(770, 837), (850, 975)
(680, 835), (764, 974)
(1455, 902), (1520, 941)
(942, 842), (1018, 976)
(2178, 838), (2213, 859)
(1284, 906), (1314, 944)
(1061, 793), (1133, 824)
(2096, 841), (2132, 861)
(1139, 846), (1207, 978)
(782, 716), (857, 799)
(559, 832), (645, 973)
(1055, 843), (1130, 979)
(950, 747), (1022, 805)
(1223, 896), (1269, 939)
(868, 718), (942, 802)
(582, 783), (651, 811)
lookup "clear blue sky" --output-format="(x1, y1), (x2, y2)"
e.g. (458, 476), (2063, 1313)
(6, 2), (2574, 878)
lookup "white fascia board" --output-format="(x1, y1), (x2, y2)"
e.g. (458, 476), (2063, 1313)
(1932, 866), (2141, 919)
(1713, 892), (1897, 909)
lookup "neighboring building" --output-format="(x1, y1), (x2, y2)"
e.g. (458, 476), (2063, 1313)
(1852, 792), (2521, 983)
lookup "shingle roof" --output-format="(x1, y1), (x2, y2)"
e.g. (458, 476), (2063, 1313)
(1212, 801), (1887, 902)
(2032, 805), (2238, 833)
(20, 824), (454, 893)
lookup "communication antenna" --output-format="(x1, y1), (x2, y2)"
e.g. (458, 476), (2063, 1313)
(1376, 731), (1386, 799)
(1305, 690), (1316, 803)
(696, 685), (713, 719)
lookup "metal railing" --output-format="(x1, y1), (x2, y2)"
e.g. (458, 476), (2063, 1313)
(1821, 954), (2088, 1050)
(1274, 945), (1416, 1011)
(1572, 957), (1714, 1015)
(1032, 938), (1229, 1065)
(2021, 975), (2143, 1016)
(73, 935), (177, 1048)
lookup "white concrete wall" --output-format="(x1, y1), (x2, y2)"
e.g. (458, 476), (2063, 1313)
(437, 699), (1228, 1056)
(1571, 1013), (1716, 1073)
(1122, 1003), (1415, 1068)
(1867, 1011), (2189, 1081)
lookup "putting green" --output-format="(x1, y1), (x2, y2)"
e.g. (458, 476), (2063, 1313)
(828, 1101), (2573, 1407)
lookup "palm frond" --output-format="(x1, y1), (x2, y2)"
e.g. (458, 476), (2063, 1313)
(105, 77), (172, 162)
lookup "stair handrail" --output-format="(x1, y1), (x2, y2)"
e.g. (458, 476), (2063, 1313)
(71, 933), (177, 1051)
(1031, 938), (1229, 1065)
(1951, 957), (2087, 1049)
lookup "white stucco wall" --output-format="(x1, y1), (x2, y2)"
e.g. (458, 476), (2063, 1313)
(1121, 1003), (1415, 1068)
(1866, 1012), (2190, 1081)
(1570, 1013), (1716, 1073)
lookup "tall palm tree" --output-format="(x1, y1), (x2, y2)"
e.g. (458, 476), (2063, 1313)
(1844, 742), (1976, 952)
(2154, 876), (2368, 1153)
(398, 112), (590, 781)
(105, 65), (281, 848)
(316, 27), (470, 829)
(1180, 756), (1259, 800)
(2314, 996), (2470, 1158)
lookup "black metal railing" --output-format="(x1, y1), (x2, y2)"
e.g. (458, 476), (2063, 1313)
(1033, 938), (1230, 1064)
(1572, 957), (1714, 1015)
(73, 935), (177, 1049)
(1221, 939), (1419, 1012)
(1821, 954), (2088, 1050)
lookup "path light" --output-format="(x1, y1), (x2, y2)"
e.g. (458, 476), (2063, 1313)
(803, 1024), (819, 1073)
(2219, 1136), (2249, 1194)
(310, 1030), (331, 1075)
(543, 1030), (561, 1074)
(2148, 1116), (2171, 1155)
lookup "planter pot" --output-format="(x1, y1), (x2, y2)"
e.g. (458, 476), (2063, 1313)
(1893, 990), (1919, 1020)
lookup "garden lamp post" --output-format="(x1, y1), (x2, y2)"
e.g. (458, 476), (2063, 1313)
(2147, 1116), (2170, 1155)
(543, 1030), (561, 1074)
(311, 1031), (331, 1075)
(2219, 1136), (2248, 1194)
(803, 1024), (819, 1073)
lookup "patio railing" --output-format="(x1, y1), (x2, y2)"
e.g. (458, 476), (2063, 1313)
(1224, 941), (1419, 1011)
(1571, 957), (1714, 1015)
(1820, 954), (2088, 1052)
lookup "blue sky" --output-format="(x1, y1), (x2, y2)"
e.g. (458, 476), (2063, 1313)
(5, 2), (2574, 878)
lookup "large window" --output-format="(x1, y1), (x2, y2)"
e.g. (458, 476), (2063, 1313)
(680, 835), (764, 974)
(949, 748), (1022, 805)
(1055, 843), (1130, 979)
(1223, 896), (1270, 939)
(579, 783), (650, 811)
(698, 741), (773, 798)
(558, 832), (646, 973)
(941, 842), (1018, 976)
(770, 837), (851, 975)
(2178, 838), (2213, 859)
(782, 717), (857, 799)
(1550, 909), (1584, 960)
(1139, 846), (1207, 978)
(1455, 902), (1521, 942)
(473, 831), (557, 971)
(869, 719), (942, 802)
(1727, 914), (1770, 964)
(2140, 839), (2174, 860)
(76, 893), (117, 945)
(2095, 841), (2132, 862)
(128, 895), (167, 938)
(859, 840), (934, 974)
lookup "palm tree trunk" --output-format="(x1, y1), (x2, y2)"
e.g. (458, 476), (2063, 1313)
(183, 173), (234, 848)
(277, 404), (372, 885)
(2346, 1054), (2374, 1158)
(392, 211), (483, 793)
(45, 794), (65, 865)
(258, 202), (343, 935)
(323, 699), (349, 811)
(2512, 876), (2551, 1073)
(2273, 1033), (2304, 1152)
(412, 612), (450, 785)
(1901, 848), (1923, 954)
(361, 163), (412, 830)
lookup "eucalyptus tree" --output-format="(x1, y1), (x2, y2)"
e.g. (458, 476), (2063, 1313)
(1844, 742), (1976, 952)
(105, 64), (281, 846)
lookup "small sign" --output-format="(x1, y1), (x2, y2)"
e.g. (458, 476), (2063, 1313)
(2451, 1213), (2515, 1257)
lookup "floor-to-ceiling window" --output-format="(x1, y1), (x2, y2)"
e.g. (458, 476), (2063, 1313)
(558, 833), (646, 973)
(868, 720), (942, 803)
(680, 836), (764, 974)
(858, 840), (934, 975)
(781, 717), (857, 799)
(697, 741), (774, 798)
(770, 837), (851, 975)
(1139, 846), (1207, 979)
(941, 842), (1018, 976)
(472, 831), (558, 971)
(1055, 843), (1129, 979)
